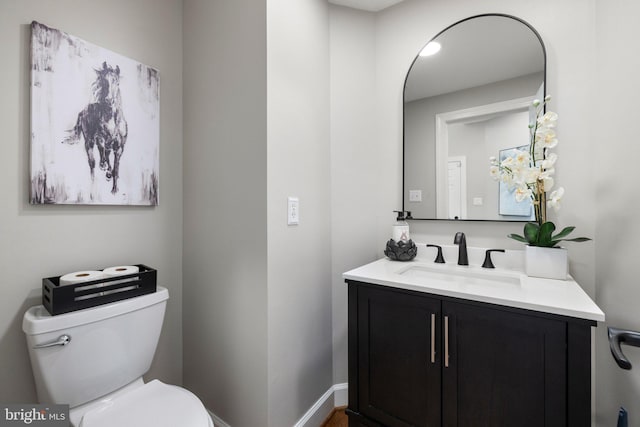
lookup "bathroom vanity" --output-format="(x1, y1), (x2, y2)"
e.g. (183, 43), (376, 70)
(343, 256), (604, 427)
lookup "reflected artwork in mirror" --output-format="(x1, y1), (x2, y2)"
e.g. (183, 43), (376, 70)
(403, 14), (545, 221)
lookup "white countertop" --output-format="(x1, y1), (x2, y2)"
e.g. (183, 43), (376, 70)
(343, 257), (605, 322)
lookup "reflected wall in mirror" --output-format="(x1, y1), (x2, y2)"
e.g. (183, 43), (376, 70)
(403, 14), (546, 221)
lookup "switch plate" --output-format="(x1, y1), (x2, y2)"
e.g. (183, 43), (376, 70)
(288, 197), (299, 225)
(409, 190), (422, 202)
(473, 197), (483, 206)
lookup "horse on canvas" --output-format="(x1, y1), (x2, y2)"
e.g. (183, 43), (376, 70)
(63, 61), (128, 194)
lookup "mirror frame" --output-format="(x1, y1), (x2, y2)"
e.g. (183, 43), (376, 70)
(402, 13), (547, 221)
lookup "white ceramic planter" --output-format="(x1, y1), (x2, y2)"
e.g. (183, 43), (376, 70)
(525, 245), (568, 280)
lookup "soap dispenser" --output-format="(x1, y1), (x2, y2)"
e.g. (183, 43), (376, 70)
(392, 210), (411, 242)
(384, 211), (417, 261)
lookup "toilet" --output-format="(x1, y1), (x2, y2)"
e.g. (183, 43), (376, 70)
(22, 287), (213, 427)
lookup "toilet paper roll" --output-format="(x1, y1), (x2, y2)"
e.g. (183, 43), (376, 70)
(59, 270), (105, 286)
(101, 265), (140, 290)
(102, 265), (140, 276)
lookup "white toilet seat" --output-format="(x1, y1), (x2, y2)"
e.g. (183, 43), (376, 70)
(78, 380), (213, 427)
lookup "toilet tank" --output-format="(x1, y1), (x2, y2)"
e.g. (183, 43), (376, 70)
(22, 287), (169, 408)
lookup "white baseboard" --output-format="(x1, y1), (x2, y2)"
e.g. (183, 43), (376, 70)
(208, 383), (348, 427)
(293, 383), (348, 427)
(332, 383), (348, 408)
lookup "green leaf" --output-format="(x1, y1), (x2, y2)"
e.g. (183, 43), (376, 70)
(523, 222), (540, 244)
(508, 233), (528, 243)
(561, 237), (591, 243)
(552, 226), (576, 240)
(516, 222), (591, 247)
(538, 222), (556, 246)
(548, 237), (592, 247)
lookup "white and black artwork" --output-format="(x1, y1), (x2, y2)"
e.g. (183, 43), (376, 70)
(30, 21), (159, 205)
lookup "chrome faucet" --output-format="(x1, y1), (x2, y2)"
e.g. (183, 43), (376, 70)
(454, 232), (468, 266)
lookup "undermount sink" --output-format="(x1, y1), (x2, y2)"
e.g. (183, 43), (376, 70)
(397, 263), (522, 286)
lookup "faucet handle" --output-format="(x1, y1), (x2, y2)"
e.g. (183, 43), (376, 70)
(426, 244), (446, 264)
(482, 249), (505, 269)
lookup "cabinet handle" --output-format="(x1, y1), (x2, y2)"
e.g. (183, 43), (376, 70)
(444, 315), (450, 368)
(430, 313), (436, 363)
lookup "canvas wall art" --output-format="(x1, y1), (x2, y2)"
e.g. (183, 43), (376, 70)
(30, 21), (159, 205)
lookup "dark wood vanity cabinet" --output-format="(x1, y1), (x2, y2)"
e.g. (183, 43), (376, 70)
(346, 281), (595, 427)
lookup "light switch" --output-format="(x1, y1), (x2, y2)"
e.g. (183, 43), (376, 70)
(409, 190), (422, 202)
(473, 197), (483, 206)
(288, 197), (299, 225)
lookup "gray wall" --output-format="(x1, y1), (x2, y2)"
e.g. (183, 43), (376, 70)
(329, 5), (379, 386)
(182, 0), (268, 426)
(594, 0), (640, 425)
(0, 0), (184, 403)
(183, 0), (332, 426)
(266, 0), (333, 426)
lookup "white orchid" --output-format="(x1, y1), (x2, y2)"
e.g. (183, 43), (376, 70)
(489, 165), (500, 180)
(487, 96), (561, 221)
(518, 167), (537, 185)
(500, 156), (514, 168)
(513, 149), (530, 168)
(536, 128), (558, 149)
(540, 152), (557, 169)
(487, 96), (591, 247)
(547, 187), (564, 212)
(539, 173), (554, 192)
(515, 185), (533, 202)
(537, 111), (558, 128)
(501, 173), (515, 187)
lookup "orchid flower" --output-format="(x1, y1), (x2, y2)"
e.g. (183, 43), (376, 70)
(547, 187), (564, 211)
(541, 152), (557, 169)
(536, 128), (558, 149)
(488, 95), (591, 247)
(515, 185), (533, 202)
(489, 165), (500, 180)
(537, 111), (558, 128)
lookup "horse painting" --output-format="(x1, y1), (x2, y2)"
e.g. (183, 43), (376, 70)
(62, 61), (128, 194)
(31, 21), (159, 205)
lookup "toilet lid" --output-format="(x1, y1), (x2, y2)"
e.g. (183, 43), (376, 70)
(79, 380), (211, 427)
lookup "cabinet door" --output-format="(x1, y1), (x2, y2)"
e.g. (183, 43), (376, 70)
(442, 301), (566, 427)
(358, 285), (442, 427)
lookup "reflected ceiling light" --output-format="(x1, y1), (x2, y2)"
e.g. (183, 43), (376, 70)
(419, 41), (441, 57)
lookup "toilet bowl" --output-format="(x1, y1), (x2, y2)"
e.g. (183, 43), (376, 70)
(22, 287), (213, 427)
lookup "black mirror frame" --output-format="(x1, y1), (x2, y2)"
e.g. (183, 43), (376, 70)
(402, 13), (547, 222)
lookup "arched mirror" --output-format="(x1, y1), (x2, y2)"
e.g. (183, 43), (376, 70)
(403, 14), (546, 221)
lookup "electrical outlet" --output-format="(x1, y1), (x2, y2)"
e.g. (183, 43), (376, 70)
(288, 197), (299, 225)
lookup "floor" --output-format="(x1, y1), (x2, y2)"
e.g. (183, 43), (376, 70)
(321, 407), (348, 427)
